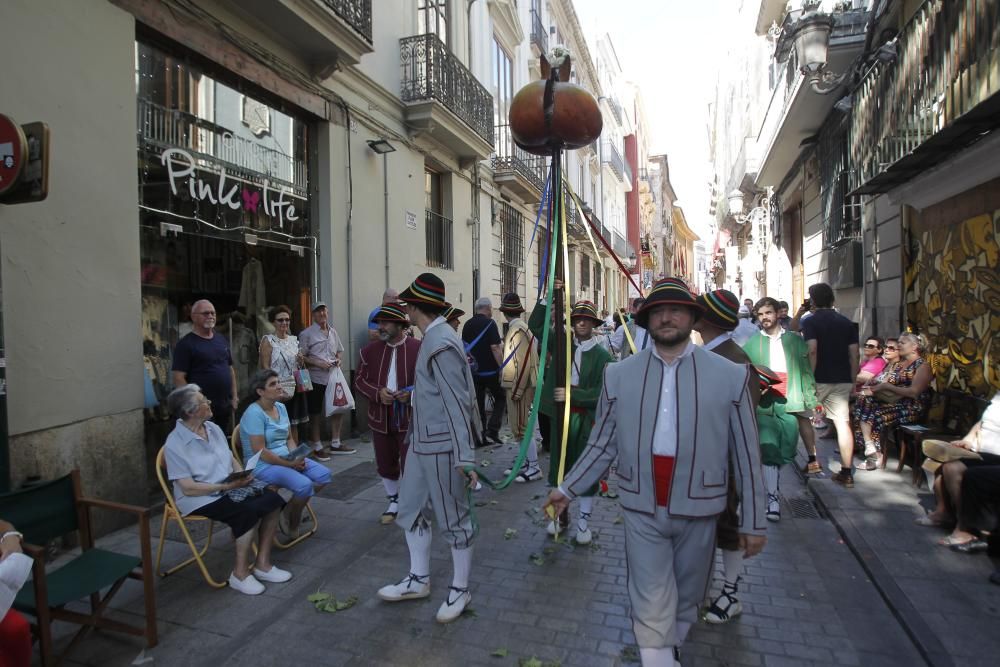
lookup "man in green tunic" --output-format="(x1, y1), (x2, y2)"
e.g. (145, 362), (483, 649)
(742, 297), (817, 522)
(528, 281), (613, 544)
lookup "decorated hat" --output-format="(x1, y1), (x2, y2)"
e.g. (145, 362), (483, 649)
(754, 364), (781, 394)
(635, 277), (703, 328)
(442, 302), (465, 322)
(499, 292), (525, 314)
(696, 289), (740, 331)
(399, 272), (447, 308)
(570, 300), (603, 324)
(372, 302), (409, 325)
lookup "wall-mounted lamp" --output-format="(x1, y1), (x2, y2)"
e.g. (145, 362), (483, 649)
(787, 9), (849, 95)
(366, 138), (396, 154)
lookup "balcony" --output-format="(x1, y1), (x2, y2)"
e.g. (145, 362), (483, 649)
(613, 230), (628, 259)
(605, 97), (624, 125)
(529, 8), (548, 57)
(602, 140), (625, 183)
(240, 0), (373, 68)
(754, 6), (869, 187)
(401, 34), (495, 159)
(492, 123), (547, 202)
(849, 0), (1000, 195)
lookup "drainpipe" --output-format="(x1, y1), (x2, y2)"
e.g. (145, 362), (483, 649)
(382, 153), (390, 289)
(343, 104), (355, 362)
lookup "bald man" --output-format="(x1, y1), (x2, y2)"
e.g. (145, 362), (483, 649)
(171, 299), (238, 432)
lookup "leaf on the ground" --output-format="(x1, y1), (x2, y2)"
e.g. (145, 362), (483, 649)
(620, 645), (640, 663)
(463, 606), (478, 617)
(529, 552), (546, 565)
(613, 515), (623, 525)
(131, 650), (154, 665)
(307, 592), (332, 603)
(531, 494), (543, 500)
(504, 528), (518, 540)
(518, 659), (543, 667)
(542, 546), (556, 555)
(475, 501), (489, 507)
(489, 500), (499, 505)
(481, 459), (492, 467)
(334, 595), (359, 611)
(491, 647), (509, 657)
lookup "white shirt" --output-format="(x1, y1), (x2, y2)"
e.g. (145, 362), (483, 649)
(763, 328), (787, 374)
(701, 332), (732, 352)
(386, 339), (403, 392)
(976, 394), (1000, 455)
(651, 341), (696, 456)
(424, 316), (447, 334)
(571, 337), (600, 385)
(1, 551), (33, 617)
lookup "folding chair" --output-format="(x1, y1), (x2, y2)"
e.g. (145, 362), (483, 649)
(153, 446), (230, 588)
(230, 425), (318, 549)
(0, 470), (157, 666)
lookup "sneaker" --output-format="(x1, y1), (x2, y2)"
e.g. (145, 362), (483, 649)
(575, 527), (593, 545)
(831, 470), (855, 488)
(435, 587), (471, 623)
(703, 578), (742, 624)
(228, 572), (265, 595)
(310, 450), (332, 462)
(327, 443), (357, 455)
(377, 573), (430, 602)
(508, 466), (542, 483)
(766, 494), (780, 522)
(857, 455), (878, 471)
(253, 565), (292, 583)
(802, 460), (823, 475)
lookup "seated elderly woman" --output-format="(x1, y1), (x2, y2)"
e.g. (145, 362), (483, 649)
(918, 393), (1000, 549)
(163, 384), (291, 596)
(240, 370), (331, 541)
(852, 332), (933, 471)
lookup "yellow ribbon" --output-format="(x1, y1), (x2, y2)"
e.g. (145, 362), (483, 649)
(556, 185), (574, 487)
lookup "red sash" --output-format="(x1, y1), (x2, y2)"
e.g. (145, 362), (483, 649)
(654, 455), (676, 507)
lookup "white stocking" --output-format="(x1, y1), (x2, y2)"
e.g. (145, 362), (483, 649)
(578, 496), (594, 531)
(381, 478), (400, 497)
(639, 647), (675, 667)
(404, 521), (432, 577)
(763, 464), (780, 498)
(450, 547), (473, 589)
(722, 548), (744, 586)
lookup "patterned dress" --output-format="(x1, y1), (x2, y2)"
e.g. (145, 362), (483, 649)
(852, 357), (931, 449)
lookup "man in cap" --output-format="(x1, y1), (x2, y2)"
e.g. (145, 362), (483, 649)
(545, 277), (766, 667)
(498, 292), (542, 482)
(694, 289), (761, 625)
(378, 273), (481, 623)
(529, 282), (614, 543)
(300, 301), (356, 459)
(743, 297), (817, 520)
(354, 303), (421, 523)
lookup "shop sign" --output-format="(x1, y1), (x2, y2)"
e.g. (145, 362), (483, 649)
(405, 210), (417, 230)
(160, 147), (301, 227)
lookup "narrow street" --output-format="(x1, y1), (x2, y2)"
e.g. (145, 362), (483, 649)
(49, 433), (962, 667)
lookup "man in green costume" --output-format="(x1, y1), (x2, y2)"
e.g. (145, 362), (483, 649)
(528, 280), (613, 544)
(742, 297), (817, 522)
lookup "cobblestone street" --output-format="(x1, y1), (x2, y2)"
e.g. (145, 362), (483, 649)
(42, 433), (967, 667)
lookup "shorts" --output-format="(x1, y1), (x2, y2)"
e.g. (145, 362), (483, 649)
(307, 382), (327, 415)
(815, 383), (853, 421)
(195, 490), (285, 539)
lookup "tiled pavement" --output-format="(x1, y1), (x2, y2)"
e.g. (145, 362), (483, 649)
(31, 432), (990, 666)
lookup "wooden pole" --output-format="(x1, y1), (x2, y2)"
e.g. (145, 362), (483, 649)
(551, 146), (565, 449)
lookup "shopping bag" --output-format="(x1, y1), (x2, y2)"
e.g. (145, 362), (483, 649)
(294, 368), (313, 393)
(325, 365), (356, 416)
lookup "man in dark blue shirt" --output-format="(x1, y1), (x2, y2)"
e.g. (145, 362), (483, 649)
(461, 297), (504, 443)
(171, 299), (238, 432)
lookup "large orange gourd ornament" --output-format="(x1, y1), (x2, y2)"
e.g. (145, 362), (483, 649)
(509, 48), (603, 154)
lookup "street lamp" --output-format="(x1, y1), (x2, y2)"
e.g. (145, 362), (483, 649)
(787, 7), (848, 94)
(366, 139), (396, 155)
(367, 138), (396, 288)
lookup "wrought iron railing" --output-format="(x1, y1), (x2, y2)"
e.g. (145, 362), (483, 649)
(818, 115), (861, 246)
(613, 230), (628, 258)
(606, 97), (623, 125)
(137, 98), (307, 194)
(319, 0), (373, 44)
(529, 8), (548, 55)
(638, 168), (649, 182)
(425, 209), (454, 270)
(602, 140), (625, 182)
(400, 34), (495, 147)
(849, 0), (1000, 192)
(492, 123), (547, 194)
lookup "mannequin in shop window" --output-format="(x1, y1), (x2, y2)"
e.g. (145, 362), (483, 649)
(258, 306), (310, 440)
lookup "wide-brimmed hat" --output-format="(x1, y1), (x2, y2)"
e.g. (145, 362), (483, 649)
(920, 439), (983, 474)
(442, 302), (465, 322)
(635, 277), (703, 328)
(571, 300), (604, 324)
(499, 292), (525, 314)
(754, 364), (781, 394)
(372, 302), (409, 325)
(696, 289), (740, 331)
(399, 273), (447, 308)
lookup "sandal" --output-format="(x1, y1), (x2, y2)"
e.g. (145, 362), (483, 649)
(950, 539), (988, 554)
(915, 515), (948, 527)
(938, 534), (975, 547)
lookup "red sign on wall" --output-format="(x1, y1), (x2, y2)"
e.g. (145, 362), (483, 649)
(0, 114), (27, 196)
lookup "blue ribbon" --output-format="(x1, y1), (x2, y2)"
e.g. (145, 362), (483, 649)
(391, 384), (415, 431)
(472, 342), (521, 377)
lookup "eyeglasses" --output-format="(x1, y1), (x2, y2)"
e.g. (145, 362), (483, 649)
(885, 346), (898, 351)
(275, 318), (290, 323)
(864, 343), (880, 349)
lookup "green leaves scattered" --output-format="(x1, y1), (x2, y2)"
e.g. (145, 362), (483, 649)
(491, 648), (509, 658)
(504, 528), (518, 540)
(613, 515), (623, 525)
(529, 552), (546, 566)
(620, 645), (640, 663)
(307, 590), (358, 613)
(518, 658), (560, 667)
(480, 459), (492, 467)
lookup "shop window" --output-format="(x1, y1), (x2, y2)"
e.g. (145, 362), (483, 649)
(498, 201), (524, 296)
(136, 40), (315, 446)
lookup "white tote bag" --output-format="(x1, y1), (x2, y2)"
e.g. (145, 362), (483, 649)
(325, 365), (356, 416)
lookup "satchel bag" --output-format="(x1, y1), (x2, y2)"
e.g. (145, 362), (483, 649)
(325, 365), (356, 416)
(293, 368), (313, 393)
(873, 388), (902, 404)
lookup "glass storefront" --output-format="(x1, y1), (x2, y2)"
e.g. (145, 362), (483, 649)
(136, 40), (316, 470)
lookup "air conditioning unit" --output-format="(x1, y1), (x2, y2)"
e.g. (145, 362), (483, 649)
(829, 240), (863, 289)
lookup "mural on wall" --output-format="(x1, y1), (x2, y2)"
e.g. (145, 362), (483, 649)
(904, 208), (1000, 398)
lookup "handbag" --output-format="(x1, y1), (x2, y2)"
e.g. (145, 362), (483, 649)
(225, 479), (269, 503)
(294, 368), (313, 393)
(873, 388), (902, 404)
(325, 365), (356, 416)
